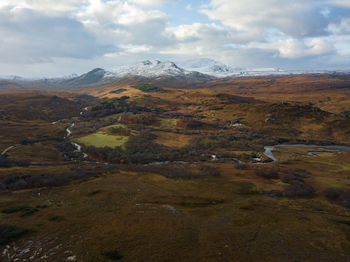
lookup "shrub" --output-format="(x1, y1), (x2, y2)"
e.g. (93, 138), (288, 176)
(340, 110), (350, 118)
(0, 169), (99, 191)
(103, 249), (124, 260)
(255, 167), (279, 179)
(132, 83), (167, 93)
(49, 215), (64, 222)
(336, 191), (350, 209)
(198, 165), (221, 177)
(20, 208), (39, 217)
(283, 181), (315, 198)
(333, 220), (350, 226)
(2, 206), (30, 214)
(323, 188), (350, 209)
(323, 188), (345, 200)
(186, 120), (206, 129)
(109, 88), (127, 94)
(280, 173), (301, 183)
(268, 190), (283, 197)
(0, 225), (31, 245)
(234, 163), (250, 170)
(286, 168), (311, 178)
(0, 157), (30, 168)
(1, 206), (38, 217)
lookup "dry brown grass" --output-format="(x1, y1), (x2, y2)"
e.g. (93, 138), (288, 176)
(153, 131), (194, 148)
(1, 77), (350, 261)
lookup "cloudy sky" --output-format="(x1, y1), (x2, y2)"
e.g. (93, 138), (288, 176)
(1, 0), (350, 77)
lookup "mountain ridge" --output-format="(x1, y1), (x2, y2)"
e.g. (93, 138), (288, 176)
(2, 59), (350, 89)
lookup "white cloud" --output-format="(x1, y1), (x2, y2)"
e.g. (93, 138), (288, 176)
(128, 0), (176, 6)
(201, 0), (329, 40)
(117, 4), (166, 25)
(76, 1), (172, 47)
(329, 0), (350, 8)
(168, 23), (231, 46)
(277, 38), (334, 59)
(0, 0), (350, 76)
(0, 6), (110, 63)
(328, 18), (350, 34)
(0, 0), (82, 15)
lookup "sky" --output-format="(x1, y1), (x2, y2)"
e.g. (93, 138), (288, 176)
(0, 0), (350, 77)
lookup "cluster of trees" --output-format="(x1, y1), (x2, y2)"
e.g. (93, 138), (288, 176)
(131, 84), (168, 93)
(340, 110), (350, 118)
(255, 167), (279, 179)
(55, 141), (84, 161)
(121, 113), (160, 126)
(21, 137), (63, 145)
(190, 131), (270, 152)
(283, 181), (315, 198)
(85, 97), (160, 119)
(72, 119), (118, 136)
(109, 88), (127, 94)
(323, 188), (350, 209)
(0, 156), (30, 168)
(254, 167), (314, 198)
(85, 126), (277, 165)
(0, 168), (100, 190)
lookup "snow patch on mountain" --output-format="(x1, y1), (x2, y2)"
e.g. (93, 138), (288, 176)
(179, 58), (243, 77)
(179, 58), (285, 77)
(3, 59), (350, 89)
(109, 60), (188, 78)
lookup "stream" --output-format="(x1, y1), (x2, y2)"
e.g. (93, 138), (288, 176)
(64, 108), (89, 160)
(263, 144), (350, 162)
(147, 144), (350, 166)
(3, 105), (350, 165)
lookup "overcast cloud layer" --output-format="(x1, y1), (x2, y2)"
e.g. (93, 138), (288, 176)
(0, 0), (349, 77)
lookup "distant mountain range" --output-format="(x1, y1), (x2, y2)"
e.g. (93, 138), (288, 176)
(1, 59), (350, 89)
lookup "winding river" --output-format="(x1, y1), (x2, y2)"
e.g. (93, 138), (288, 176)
(64, 108), (89, 160)
(2, 105), (350, 165)
(263, 144), (350, 162)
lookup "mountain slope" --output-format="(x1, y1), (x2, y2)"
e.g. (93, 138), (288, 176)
(179, 58), (243, 77)
(2, 59), (350, 90)
(51, 60), (214, 88)
(110, 60), (187, 78)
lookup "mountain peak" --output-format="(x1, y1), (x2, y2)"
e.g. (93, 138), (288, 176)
(89, 68), (105, 74)
(109, 60), (186, 78)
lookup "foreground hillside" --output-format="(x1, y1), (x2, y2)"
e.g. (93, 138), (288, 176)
(0, 78), (350, 261)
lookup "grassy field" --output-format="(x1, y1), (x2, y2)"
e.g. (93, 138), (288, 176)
(73, 132), (129, 148)
(159, 118), (178, 129)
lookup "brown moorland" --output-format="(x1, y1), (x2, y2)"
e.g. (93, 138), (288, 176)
(0, 75), (350, 261)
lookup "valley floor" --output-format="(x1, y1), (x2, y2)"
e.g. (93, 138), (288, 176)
(0, 76), (350, 261)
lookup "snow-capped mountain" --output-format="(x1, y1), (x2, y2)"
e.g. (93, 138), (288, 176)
(3, 59), (350, 89)
(0, 75), (26, 81)
(178, 58), (286, 77)
(179, 58), (244, 77)
(58, 68), (109, 87)
(45, 60), (213, 87)
(110, 60), (188, 78)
